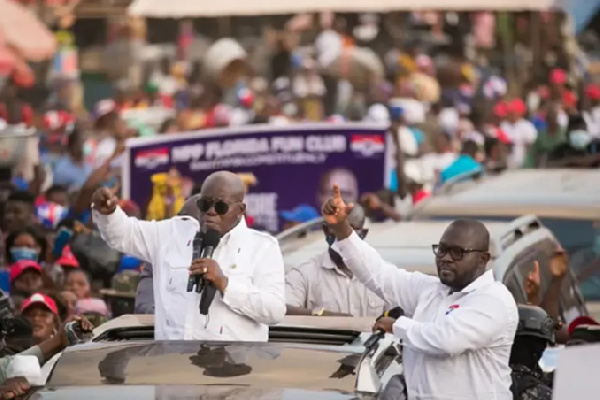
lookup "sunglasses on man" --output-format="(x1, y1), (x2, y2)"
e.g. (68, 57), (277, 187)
(432, 244), (488, 262)
(197, 198), (236, 216)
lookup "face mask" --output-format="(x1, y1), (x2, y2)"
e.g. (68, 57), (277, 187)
(569, 130), (592, 149)
(10, 247), (39, 262)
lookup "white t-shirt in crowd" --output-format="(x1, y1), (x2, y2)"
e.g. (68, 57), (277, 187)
(420, 152), (457, 184)
(392, 98), (426, 125)
(584, 106), (600, 137)
(438, 107), (459, 135)
(315, 30), (343, 68)
(500, 119), (538, 168)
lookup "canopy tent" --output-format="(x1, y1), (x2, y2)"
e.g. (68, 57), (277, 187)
(129, 0), (567, 17)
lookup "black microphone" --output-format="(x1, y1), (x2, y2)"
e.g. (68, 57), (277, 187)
(187, 231), (204, 292)
(364, 307), (405, 350)
(198, 229), (221, 315)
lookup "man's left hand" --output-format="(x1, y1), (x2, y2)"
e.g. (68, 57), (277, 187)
(189, 259), (229, 292)
(373, 317), (396, 334)
(0, 377), (30, 399)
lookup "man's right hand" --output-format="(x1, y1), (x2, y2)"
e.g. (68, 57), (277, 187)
(322, 184), (354, 240)
(91, 187), (118, 215)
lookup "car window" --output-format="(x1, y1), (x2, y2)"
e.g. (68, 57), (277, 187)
(502, 238), (587, 321)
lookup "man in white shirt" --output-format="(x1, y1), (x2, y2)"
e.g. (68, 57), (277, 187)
(285, 205), (386, 317)
(500, 100), (538, 168)
(322, 185), (518, 400)
(92, 171), (286, 341)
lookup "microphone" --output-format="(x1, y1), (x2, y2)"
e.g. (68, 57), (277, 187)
(187, 231), (204, 292)
(364, 307), (405, 350)
(198, 229), (221, 315)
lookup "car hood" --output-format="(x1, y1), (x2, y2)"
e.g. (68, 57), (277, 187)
(29, 385), (365, 400)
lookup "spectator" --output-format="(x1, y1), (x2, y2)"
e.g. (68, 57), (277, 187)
(3, 191), (36, 233)
(64, 269), (91, 300)
(10, 261), (44, 299)
(501, 99), (538, 168)
(439, 140), (483, 184)
(483, 137), (509, 175)
(286, 205), (387, 317)
(52, 128), (93, 189)
(546, 114), (600, 168)
(5, 227), (46, 265)
(44, 185), (69, 207)
(21, 293), (60, 345)
(524, 106), (566, 168)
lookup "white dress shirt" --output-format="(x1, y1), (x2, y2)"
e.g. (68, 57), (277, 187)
(93, 207), (286, 341)
(500, 119), (538, 168)
(285, 250), (388, 317)
(332, 232), (518, 400)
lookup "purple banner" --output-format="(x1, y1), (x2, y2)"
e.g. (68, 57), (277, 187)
(123, 123), (387, 232)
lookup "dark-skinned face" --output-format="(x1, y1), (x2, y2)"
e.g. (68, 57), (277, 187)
(435, 224), (490, 291)
(4, 201), (33, 233)
(198, 180), (245, 235)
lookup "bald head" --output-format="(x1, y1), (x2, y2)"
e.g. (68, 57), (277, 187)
(202, 171), (246, 202)
(436, 219), (491, 291)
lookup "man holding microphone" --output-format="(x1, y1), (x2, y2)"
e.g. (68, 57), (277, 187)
(91, 171), (286, 341)
(322, 184), (518, 399)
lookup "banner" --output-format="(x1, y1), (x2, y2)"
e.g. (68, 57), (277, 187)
(123, 123), (387, 232)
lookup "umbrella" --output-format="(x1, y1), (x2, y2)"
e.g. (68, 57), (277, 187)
(0, 0), (56, 61)
(326, 47), (384, 90)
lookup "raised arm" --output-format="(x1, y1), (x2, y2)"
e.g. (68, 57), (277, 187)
(323, 184), (434, 316)
(91, 187), (197, 263)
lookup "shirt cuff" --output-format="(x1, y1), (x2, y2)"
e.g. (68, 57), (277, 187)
(331, 231), (362, 257)
(221, 276), (247, 308)
(392, 316), (414, 341)
(92, 205), (125, 225)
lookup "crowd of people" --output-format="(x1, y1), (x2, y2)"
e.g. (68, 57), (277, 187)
(0, 7), (600, 399)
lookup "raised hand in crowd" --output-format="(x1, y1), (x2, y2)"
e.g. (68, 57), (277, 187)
(91, 186), (119, 215)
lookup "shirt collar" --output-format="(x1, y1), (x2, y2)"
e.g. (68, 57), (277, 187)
(320, 250), (349, 277)
(456, 269), (494, 294)
(220, 217), (248, 247)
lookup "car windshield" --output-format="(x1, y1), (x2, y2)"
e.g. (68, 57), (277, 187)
(48, 341), (360, 392)
(414, 214), (600, 300)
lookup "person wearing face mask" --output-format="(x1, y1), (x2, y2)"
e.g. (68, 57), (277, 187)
(285, 204), (389, 317)
(4, 227), (46, 266)
(546, 114), (600, 168)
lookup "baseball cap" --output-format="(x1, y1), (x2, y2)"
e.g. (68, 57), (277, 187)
(56, 245), (79, 268)
(21, 293), (58, 316)
(9, 260), (42, 284)
(585, 84), (600, 101)
(280, 205), (320, 224)
(75, 298), (108, 317)
(100, 270), (141, 299)
(550, 68), (567, 85)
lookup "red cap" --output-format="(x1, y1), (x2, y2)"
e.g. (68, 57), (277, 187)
(493, 102), (508, 117)
(508, 98), (526, 116)
(550, 68), (567, 85)
(563, 91), (577, 108)
(22, 293), (59, 316)
(585, 84), (600, 101)
(568, 316), (600, 336)
(56, 245), (79, 268)
(9, 260), (42, 284)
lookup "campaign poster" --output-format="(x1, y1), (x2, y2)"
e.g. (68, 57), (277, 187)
(122, 123), (387, 232)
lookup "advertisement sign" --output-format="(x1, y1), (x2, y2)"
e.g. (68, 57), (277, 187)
(123, 123), (387, 232)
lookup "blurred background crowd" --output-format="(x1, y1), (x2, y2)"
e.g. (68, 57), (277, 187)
(1, 0), (600, 329)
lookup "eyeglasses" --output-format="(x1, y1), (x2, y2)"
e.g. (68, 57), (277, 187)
(432, 244), (488, 261)
(197, 198), (231, 215)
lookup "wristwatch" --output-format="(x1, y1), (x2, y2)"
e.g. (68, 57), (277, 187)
(312, 307), (325, 316)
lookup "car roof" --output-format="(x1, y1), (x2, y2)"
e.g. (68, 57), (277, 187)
(412, 169), (600, 219)
(280, 220), (515, 273)
(50, 340), (361, 392)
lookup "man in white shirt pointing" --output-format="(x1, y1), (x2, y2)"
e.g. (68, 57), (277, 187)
(322, 184), (518, 400)
(92, 171), (286, 341)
